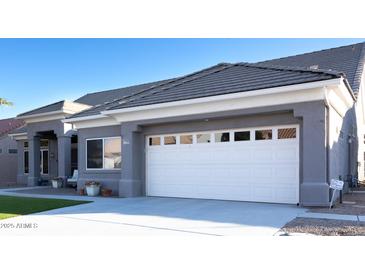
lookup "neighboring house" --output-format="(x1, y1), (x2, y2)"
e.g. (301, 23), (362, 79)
(0, 118), (25, 186)
(8, 42), (365, 206)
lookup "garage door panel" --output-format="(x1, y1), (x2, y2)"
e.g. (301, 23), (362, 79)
(147, 125), (299, 204)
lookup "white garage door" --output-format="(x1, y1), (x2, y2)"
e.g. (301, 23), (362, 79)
(146, 125), (299, 204)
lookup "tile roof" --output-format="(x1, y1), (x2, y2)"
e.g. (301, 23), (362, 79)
(69, 64), (226, 118)
(256, 42), (365, 93)
(21, 42), (365, 121)
(17, 100), (90, 118)
(67, 62), (341, 119)
(75, 79), (173, 106)
(0, 118), (25, 137)
(18, 100), (66, 117)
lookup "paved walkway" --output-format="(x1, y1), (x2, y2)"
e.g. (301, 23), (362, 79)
(0, 187), (305, 236)
(298, 212), (365, 222)
(1, 187), (364, 236)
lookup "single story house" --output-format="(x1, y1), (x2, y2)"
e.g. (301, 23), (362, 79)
(8, 42), (365, 206)
(0, 118), (25, 186)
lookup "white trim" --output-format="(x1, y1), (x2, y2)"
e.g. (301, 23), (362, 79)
(146, 124), (299, 146)
(63, 114), (107, 123)
(104, 78), (342, 115)
(8, 132), (27, 137)
(21, 113), (70, 124)
(18, 102), (91, 124)
(8, 132), (28, 140)
(18, 110), (69, 120)
(105, 80), (348, 123)
(40, 148), (49, 175)
(69, 116), (120, 129)
(64, 79), (342, 127)
(85, 136), (122, 171)
(110, 87), (326, 123)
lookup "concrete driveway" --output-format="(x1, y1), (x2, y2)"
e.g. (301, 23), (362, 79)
(0, 192), (306, 236)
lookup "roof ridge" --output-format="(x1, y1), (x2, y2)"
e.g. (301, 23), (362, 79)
(241, 62), (344, 77)
(257, 42), (365, 64)
(71, 77), (179, 117)
(67, 63), (231, 118)
(104, 63), (232, 110)
(77, 78), (174, 98)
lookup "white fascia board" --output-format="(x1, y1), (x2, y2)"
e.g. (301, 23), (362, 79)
(71, 117), (120, 129)
(17, 110), (65, 120)
(100, 79), (342, 123)
(18, 107), (86, 124)
(22, 113), (68, 124)
(109, 88), (325, 122)
(102, 78), (342, 117)
(8, 132), (28, 140)
(63, 114), (107, 123)
(64, 78), (343, 128)
(325, 79), (356, 118)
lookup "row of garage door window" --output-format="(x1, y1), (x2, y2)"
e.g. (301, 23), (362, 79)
(149, 127), (296, 146)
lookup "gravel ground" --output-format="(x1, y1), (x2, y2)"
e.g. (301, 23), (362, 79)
(310, 192), (365, 215)
(280, 217), (365, 236)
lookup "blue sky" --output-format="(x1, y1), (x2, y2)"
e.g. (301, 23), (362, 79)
(0, 38), (363, 119)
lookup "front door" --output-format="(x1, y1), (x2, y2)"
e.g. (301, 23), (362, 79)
(40, 139), (49, 175)
(40, 149), (49, 175)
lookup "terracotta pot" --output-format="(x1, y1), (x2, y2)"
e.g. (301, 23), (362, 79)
(101, 188), (113, 197)
(79, 188), (85, 196)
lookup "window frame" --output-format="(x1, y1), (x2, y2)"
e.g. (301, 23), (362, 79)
(39, 139), (49, 175)
(8, 148), (18, 154)
(40, 148), (49, 175)
(24, 142), (29, 174)
(86, 136), (122, 171)
(145, 125), (298, 149)
(277, 127), (297, 140)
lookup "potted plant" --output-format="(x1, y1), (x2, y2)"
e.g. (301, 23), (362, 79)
(101, 188), (113, 197)
(51, 177), (63, 189)
(85, 181), (101, 196)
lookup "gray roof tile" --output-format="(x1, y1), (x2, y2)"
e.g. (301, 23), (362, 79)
(24, 42), (365, 121)
(68, 62), (341, 119)
(18, 100), (66, 117)
(256, 42), (365, 93)
(75, 79), (173, 106)
(17, 100), (90, 118)
(104, 63), (341, 111)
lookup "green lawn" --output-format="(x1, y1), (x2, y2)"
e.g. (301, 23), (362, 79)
(0, 195), (91, 220)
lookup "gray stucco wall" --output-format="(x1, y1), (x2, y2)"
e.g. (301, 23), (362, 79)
(28, 99), (355, 206)
(328, 105), (357, 196)
(16, 139), (28, 185)
(0, 135), (18, 185)
(115, 101), (333, 206)
(138, 111), (301, 197)
(77, 125), (121, 195)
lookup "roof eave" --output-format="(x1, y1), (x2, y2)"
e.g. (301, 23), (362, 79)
(101, 78), (342, 116)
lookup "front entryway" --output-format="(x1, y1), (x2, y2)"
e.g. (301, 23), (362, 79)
(146, 125), (300, 204)
(24, 130), (78, 186)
